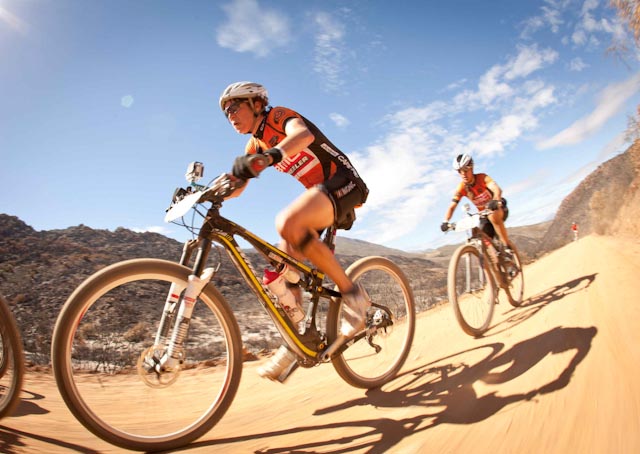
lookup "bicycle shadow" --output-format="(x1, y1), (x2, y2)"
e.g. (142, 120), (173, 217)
(172, 325), (597, 454)
(10, 389), (50, 417)
(0, 424), (99, 454)
(485, 273), (597, 337)
(0, 389), (96, 454)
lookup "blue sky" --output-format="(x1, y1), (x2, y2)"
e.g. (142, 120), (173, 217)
(1, 0), (638, 251)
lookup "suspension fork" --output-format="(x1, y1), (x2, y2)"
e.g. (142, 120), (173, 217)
(157, 232), (216, 370)
(154, 240), (197, 346)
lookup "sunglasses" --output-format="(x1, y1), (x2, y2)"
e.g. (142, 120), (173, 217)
(457, 167), (472, 174)
(224, 100), (246, 117)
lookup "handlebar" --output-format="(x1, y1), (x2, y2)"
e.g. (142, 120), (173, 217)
(197, 173), (242, 202)
(165, 173), (245, 223)
(444, 208), (494, 233)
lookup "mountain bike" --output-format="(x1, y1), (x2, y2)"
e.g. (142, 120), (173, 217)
(51, 163), (416, 452)
(0, 294), (25, 419)
(443, 204), (524, 337)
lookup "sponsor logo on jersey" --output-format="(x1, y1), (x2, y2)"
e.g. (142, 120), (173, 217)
(276, 152), (313, 176)
(320, 143), (360, 179)
(273, 109), (285, 124)
(334, 181), (356, 199)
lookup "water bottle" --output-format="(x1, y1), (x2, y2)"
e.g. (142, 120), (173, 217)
(277, 263), (301, 284)
(263, 268), (304, 323)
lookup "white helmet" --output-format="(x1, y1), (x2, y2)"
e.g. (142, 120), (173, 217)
(452, 153), (474, 171)
(219, 81), (269, 111)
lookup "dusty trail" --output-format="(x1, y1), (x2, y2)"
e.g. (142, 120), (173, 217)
(1, 234), (639, 453)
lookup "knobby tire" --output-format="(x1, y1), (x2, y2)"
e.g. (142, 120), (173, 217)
(328, 256), (415, 389)
(0, 294), (25, 419)
(51, 259), (243, 452)
(448, 244), (497, 337)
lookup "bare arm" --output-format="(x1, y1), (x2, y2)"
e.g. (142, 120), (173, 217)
(444, 201), (458, 222)
(487, 178), (503, 200)
(267, 117), (315, 164)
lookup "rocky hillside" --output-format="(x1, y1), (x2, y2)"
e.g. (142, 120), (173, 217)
(540, 141), (640, 255)
(0, 214), (445, 364)
(3, 139), (638, 365)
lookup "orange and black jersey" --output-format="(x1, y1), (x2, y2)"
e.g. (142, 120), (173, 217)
(452, 173), (495, 210)
(245, 106), (367, 193)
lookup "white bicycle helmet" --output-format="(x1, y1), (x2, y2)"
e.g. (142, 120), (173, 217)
(219, 81), (269, 111)
(452, 153), (474, 171)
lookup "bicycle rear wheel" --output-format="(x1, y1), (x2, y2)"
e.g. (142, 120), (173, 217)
(503, 247), (525, 307)
(329, 256), (415, 389)
(51, 259), (243, 452)
(0, 294), (24, 419)
(448, 244), (496, 337)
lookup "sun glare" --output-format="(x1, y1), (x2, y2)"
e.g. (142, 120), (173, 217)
(0, 5), (28, 35)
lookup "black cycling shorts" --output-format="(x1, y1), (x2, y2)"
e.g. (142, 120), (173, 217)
(480, 198), (509, 238)
(316, 169), (368, 230)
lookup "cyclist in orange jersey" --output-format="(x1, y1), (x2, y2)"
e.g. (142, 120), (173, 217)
(219, 81), (370, 380)
(441, 153), (514, 253)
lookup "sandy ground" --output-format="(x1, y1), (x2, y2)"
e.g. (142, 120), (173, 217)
(1, 234), (639, 454)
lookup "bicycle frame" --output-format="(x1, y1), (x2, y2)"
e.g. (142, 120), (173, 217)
(454, 209), (507, 289)
(155, 199), (341, 372)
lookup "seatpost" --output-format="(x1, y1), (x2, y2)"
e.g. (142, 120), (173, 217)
(324, 226), (337, 253)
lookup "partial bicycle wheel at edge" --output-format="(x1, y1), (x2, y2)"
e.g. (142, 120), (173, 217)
(503, 247), (525, 307)
(0, 294), (25, 419)
(51, 258), (243, 452)
(328, 256), (415, 389)
(448, 244), (496, 337)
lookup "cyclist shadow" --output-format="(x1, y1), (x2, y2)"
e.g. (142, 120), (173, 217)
(175, 325), (596, 454)
(487, 273), (597, 337)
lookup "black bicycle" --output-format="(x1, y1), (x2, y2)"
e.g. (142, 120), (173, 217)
(0, 294), (24, 419)
(444, 205), (524, 337)
(51, 163), (415, 452)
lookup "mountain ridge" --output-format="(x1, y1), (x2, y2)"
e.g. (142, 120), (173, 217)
(1, 139), (638, 365)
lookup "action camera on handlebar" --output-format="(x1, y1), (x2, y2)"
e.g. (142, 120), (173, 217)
(185, 161), (204, 184)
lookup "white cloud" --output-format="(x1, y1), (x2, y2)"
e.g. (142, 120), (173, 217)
(452, 45), (557, 110)
(216, 0), (290, 57)
(569, 57), (587, 71)
(503, 45), (558, 80)
(504, 168), (551, 197)
(520, 1), (565, 38)
(329, 113), (350, 128)
(131, 226), (173, 235)
(350, 43), (560, 245)
(312, 12), (347, 92)
(537, 72), (640, 149)
(572, 0), (625, 47)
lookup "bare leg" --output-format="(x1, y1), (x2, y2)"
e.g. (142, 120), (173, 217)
(276, 188), (354, 293)
(489, 208), (513, 249)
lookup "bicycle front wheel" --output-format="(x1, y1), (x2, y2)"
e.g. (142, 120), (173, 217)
(329, 256), (415, 389)
(0, 294), (25, 419)
(448, 244), (496, 337)
(51, 259), (243, 452)
(503, 247), (525, 307)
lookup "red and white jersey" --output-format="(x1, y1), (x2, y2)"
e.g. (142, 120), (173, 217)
(245, 106), (366, 190)
(452, 173), (495, 210)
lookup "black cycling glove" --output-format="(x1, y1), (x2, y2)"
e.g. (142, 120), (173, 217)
(487, 200), (500, 211)
(231, 148), (283, 180)
(232, 154), (269, 180)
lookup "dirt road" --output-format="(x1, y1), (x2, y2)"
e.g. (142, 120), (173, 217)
(1, 234), (639, 453)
